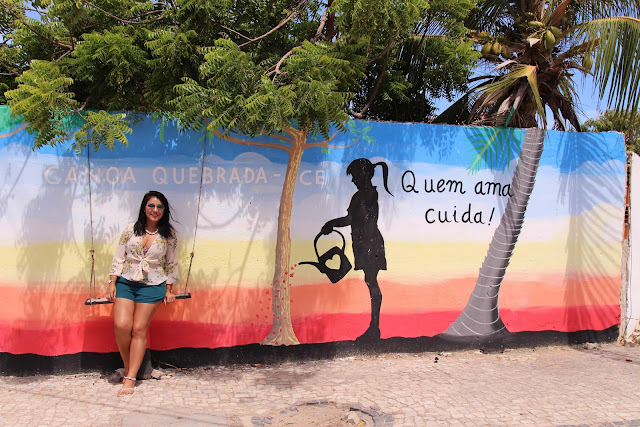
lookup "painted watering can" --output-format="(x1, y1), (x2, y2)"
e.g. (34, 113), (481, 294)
(299, 230), (352, 283)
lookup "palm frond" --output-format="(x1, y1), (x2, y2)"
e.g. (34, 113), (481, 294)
(547, 0), (571, 26)
(474, 64), (546, 126)
(576, 16), (640, 113)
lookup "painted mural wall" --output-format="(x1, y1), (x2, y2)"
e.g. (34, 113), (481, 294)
(0, 106), (626, 356)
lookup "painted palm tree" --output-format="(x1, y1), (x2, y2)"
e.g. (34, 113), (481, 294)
(439, 0), (640, 337)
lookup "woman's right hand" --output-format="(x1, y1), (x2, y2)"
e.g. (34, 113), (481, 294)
(106, 280), (117, 302)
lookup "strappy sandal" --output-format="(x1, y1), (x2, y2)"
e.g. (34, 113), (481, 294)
(118, 376), (136, 397)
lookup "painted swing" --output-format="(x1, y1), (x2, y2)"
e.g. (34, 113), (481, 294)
(84, 139), (207, 305)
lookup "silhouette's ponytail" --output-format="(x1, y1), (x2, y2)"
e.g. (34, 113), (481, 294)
(374, 162), (393, 197)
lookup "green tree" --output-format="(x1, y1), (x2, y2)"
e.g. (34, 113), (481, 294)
(436, 0), (640, 339)
(584, 110), (640, 155)
(1, 0), (478, 345)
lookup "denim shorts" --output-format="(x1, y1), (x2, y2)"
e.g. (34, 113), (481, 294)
(115, 277), (166, 303)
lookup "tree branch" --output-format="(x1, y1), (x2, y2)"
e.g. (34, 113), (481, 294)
(261, 130), (294, 144)
(350, 54), (390, 118)
(304, 127), (359, 149)
(266, 1), (332, 81)
(272, 49), (295, 81)
(239, 0), (309, 48)
(212, 129), (291, 152)
(306, 137), (359, 149)
(56, 48), (73, 62)
(1, 1), (73, 50)
(220, 24), (252, 41)
(367, 37), (395, 63)
(304, 128), (340, 147)
(0, 124), (28, 138)
(312, 8), (328, 42)
(0, 58), (21, 76)
(69, 97), (91, 114)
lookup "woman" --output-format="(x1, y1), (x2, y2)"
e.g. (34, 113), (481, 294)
(321, 158), (393, 342)
(106, 190), (179, 396)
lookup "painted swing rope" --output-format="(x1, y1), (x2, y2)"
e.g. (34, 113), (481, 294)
(83, 134), (211, 305)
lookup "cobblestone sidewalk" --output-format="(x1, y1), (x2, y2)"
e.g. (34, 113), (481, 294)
(2, 343), (640, 426)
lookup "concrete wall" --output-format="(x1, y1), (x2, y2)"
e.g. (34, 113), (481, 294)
(622, 153), (640, 342)
(0, 107), (626, 359)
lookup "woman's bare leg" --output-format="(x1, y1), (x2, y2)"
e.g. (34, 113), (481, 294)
(124, 301), (161, 386)
(113, 298), (136, 375)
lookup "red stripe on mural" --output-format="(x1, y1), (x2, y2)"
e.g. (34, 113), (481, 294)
(0, 305), (620, 355)
(500, 305), (621, 333)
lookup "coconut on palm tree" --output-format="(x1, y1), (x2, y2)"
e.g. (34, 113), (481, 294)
(437, 0), (640, 338)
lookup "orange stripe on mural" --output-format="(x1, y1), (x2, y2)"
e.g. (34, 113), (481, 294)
(291, 273), (621, 314)
(0, 273), (620, 326)
(0, 305), (620, 355)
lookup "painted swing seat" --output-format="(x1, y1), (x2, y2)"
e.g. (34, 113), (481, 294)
(84, 293), (191, 305)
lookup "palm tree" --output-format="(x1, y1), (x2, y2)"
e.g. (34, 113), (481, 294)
(439, 0), (640, 338)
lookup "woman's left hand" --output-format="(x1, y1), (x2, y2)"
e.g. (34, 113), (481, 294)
(164, 290), (176, 304)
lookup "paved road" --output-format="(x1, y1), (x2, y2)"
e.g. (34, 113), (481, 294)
(2, 343), (640, 426)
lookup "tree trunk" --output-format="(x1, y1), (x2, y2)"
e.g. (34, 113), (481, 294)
(442, 128), (545, 337)
(261, 129), (307, 345)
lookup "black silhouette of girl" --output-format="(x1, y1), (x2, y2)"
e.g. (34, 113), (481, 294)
(321, 158), (393, 342)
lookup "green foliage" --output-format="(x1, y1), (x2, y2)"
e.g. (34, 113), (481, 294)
(0, 83), (8, 104)
(70, 28), (149, 110)
(74, 110), (132, 151)
(577, 16), (640, 113)
(349, 0), (478, 122)
(1, 0), (479, 150)
(5, 60), (78, 148)
(584, 109), (640, 155)
(332, 0), (427, 41)
(346, 119), (374, 144)
(145, 28), (199, 110)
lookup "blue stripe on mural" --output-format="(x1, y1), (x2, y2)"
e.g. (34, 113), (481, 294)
(1, 107), (626, 171)
(541, 129), (626, 174)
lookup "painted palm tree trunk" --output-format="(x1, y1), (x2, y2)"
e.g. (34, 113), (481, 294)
(443, 127), (545, 337)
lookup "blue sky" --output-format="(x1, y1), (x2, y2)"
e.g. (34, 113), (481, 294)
(573, 74), (605, 122)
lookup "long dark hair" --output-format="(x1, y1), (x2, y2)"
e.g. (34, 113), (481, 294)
(133, 190), (176, 238)
(346, 158), (394, 196)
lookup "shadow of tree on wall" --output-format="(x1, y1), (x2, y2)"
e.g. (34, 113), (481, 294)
(3, 115), (626, 359)
(431, 127), (625, 342)
(0, 152), (33, 222)
(6, 118), (227, 355)
(12, 151), (95, 357)
(555, 132), (626, 335)
(83, 121), (279, 350)
(178, 152), (278, 347)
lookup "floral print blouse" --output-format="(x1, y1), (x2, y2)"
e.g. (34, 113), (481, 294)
(109, 223), (179, 286)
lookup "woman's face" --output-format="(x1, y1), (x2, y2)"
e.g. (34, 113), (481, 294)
(145, 196), (165, 225)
